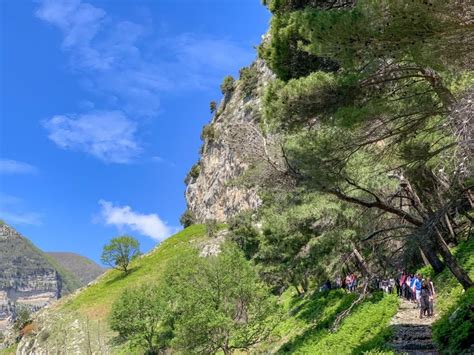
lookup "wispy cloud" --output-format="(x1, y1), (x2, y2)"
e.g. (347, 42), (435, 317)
(0, 194), (42, 226)
(35, 0), (255, 163)
(43, 110), (141, 163)
(98, 199), (174, 241)
(0, 159), (38, 175)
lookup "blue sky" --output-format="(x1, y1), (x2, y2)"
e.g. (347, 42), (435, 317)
(0, 0), (270, 263)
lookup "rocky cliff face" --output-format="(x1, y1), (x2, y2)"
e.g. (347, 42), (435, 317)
(185, 58), (275, 222)
(0, 224), (62, 337)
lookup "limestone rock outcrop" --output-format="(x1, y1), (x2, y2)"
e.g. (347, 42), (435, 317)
(185, 58), (275, 222)
(0, 224), (62, 337)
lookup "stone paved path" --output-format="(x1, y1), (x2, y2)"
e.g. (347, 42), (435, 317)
(389, 298), (439, 354)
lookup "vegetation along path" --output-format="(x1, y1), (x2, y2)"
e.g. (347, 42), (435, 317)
(389, 299), (439, 354)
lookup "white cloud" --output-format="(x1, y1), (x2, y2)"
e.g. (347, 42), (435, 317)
(98, 200), (174, 241)
(43, 110), (141, 163)
(35, 0), (255, 162)
(0, 159), (38, 175)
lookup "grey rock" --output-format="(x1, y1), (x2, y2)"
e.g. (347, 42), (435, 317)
(185, 59), (275, 222)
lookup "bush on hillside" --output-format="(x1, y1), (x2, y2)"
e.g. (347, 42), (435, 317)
(179, 209), (196, 228)
(200, 124), (216, 142)
(210, 101), (217, 114)
(228, 211), (260, 260)
(13, 306), (32, 332)
(166, 244), (279, 354)
(239, 65), (259, 98)
(184, 163), (200, 185)
(433, 288), (474, 353)
(110, 285), (172, 354)
(205, 219), (219, 238)
(220, 75), (235, 95)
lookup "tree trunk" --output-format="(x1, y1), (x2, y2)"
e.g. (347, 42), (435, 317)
(301, 276), (309, 293)
(352, 246), (370, 277)
(434, 229), (473, 289)
(420, 67), (456, 109)
(418, 248), (431, 267)
(418, 242), (444, 273)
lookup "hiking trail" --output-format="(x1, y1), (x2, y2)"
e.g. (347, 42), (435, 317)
(389, 298), (439, 354)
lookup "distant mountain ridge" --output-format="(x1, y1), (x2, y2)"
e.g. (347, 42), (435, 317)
(46, 252), (104, 286)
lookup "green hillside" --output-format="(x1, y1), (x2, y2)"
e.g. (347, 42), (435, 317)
(18, 225), (400, 354)
(0, 222), (80, 295)
(61, 225), (207, 317)
(46, 252), (105, 286)
(18, 225), (209, 353)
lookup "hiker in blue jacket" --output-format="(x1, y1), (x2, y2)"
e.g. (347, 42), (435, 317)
(414, 274), (422, 308)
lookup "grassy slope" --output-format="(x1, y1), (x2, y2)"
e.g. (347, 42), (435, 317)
(24, 224), (400, 354)
(418, 237), (474, 353)
(59, 224), (206, 319)
(263, 289), (398, 354)
(0, 345), (16, 354)
(20, 225), (207, 353)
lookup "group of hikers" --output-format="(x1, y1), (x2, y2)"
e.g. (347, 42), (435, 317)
(321, 271), (436, 319)
(398, 271), (436, 318)
(321, 273), (358, 292)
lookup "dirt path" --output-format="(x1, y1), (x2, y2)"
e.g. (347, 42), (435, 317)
(389, 298), (439, 354)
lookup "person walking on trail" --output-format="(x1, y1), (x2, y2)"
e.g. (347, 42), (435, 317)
(415, 274), (422, 308)
(419, 281), (431, 319)
(426, 277), (436, 317)
(345, 274), (351, 292)
(405, 274), (412, 300)
(400, 271), (407, 298)
(350, 273), (358, 293)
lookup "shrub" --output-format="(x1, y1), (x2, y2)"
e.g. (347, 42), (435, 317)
(433, 288), (474, 353)
(179, 209), (196, 228)
(184, 163), (201, 185)
(13, 306), (32, 332)
(165, 244), (279, 354)
(210, 101), (217, 114)
(228, 212), (260, 259)
(110, 285), (172, 354)
(200, 124), (215, 142)
(220, 75), (235, 95)
(205, 219), (219, 238)
(239, 65), (259, 98)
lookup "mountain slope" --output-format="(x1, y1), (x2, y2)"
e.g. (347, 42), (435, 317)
(17, 225), (210, 353)
(0, 223), (78, 336)
(46, 252), (104, 286)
